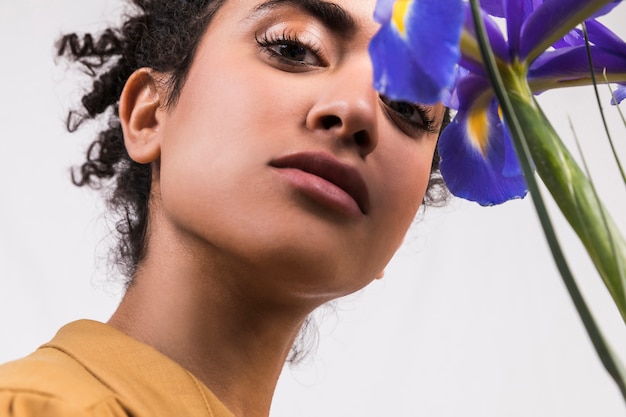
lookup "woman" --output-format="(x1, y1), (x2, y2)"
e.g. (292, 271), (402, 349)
(0, 0), (448, 416)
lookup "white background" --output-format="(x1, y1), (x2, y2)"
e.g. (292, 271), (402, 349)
(1, 1), (626, 416)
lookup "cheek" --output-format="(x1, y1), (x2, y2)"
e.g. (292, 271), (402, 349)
(153, 63), (314, 239)
(379, 141), (434, 214)
(368, 139), (435, 252)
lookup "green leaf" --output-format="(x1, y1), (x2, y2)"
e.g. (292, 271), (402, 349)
(511, 94), (626, 322)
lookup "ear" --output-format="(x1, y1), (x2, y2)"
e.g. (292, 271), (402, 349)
(119, 68), (164, 164)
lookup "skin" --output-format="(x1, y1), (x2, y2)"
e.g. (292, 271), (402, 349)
(108, 0), (445, 416)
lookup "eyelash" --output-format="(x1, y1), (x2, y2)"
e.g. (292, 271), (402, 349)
(380, 96), (437, 135)
(255, 30), (325, 67)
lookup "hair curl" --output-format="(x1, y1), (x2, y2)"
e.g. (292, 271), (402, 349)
(58, 0), (449, 284)
(58, 0), (227, 281)
(424, 111), (451, 209)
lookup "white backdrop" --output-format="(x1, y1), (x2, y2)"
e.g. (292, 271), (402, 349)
(1, 1), (626, 416)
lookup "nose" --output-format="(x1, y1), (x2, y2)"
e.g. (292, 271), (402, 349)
(305, 62), (379, 158)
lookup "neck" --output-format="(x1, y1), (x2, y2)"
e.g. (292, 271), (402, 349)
(108, 232), (317, 417)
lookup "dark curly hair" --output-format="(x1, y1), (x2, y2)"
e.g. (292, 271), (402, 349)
(57, 0), (449, 285)
(57, 0), (227, 281)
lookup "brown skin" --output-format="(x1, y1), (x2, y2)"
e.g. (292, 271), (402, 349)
(108, 0), (445, 416)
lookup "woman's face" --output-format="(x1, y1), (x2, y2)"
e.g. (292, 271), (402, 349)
(153, 0), (445, 302)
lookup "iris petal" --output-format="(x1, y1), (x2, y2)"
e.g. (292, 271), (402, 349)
(520, 0), (616, 62)
(373, 0), (396, 22)
(529, 46), (626, 82)
(553, 28), (584, 48)
(461, 4), (511, 65)
(551, 16), (625, 48)
(501, 118), (525, 177)
(404, 0), (464, 102)
(584, 19), (626, 52)
(505, 0), (529, 55)
(438, 101), (527, 206)
(480, 0), (505, 17)
(370, 23), (443, 103)
(441, 67), (471, 109)
(451, 73), (493, 111)
(612, 85), (626, 104)
(370, 0), (464, 104)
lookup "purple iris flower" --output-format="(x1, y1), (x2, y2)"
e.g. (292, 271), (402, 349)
(370, 0), (626, 206)
(441, 0), (626, 206)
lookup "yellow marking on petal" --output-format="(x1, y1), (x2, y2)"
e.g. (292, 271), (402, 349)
(392, 0), (411, 36)
(467, 107), (490, 156)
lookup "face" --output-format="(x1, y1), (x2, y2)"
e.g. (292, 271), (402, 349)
(152, 0), (444, 304)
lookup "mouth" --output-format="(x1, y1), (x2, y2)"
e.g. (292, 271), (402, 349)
(270, 152), (370, 216)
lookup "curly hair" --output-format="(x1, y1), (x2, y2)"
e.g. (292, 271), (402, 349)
(58, 0), (227, 281)
(57, 0), (449, 285)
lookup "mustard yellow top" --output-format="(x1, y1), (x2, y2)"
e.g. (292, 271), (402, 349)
(0, 320), (235, 417)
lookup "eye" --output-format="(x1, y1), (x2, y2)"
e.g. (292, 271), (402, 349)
(380, 95), (424, 126)
(256, 30), (325, 69)
(267, 43), (318, 65)
(380, 95), (436, 135)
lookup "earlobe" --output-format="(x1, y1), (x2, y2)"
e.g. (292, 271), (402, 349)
(119, 68), (164, 164)
(375, 270), (385, 280)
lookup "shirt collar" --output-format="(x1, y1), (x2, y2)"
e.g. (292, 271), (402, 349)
(42, 320), (235, 417)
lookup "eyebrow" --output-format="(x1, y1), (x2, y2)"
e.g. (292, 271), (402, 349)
(252, 0), (357, 37)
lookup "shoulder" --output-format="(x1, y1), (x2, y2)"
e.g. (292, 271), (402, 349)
(0, 347), (130, 417)
(0, 320), (236, 417)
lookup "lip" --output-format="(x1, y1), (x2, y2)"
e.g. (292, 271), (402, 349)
(270, 152), (370, 216)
